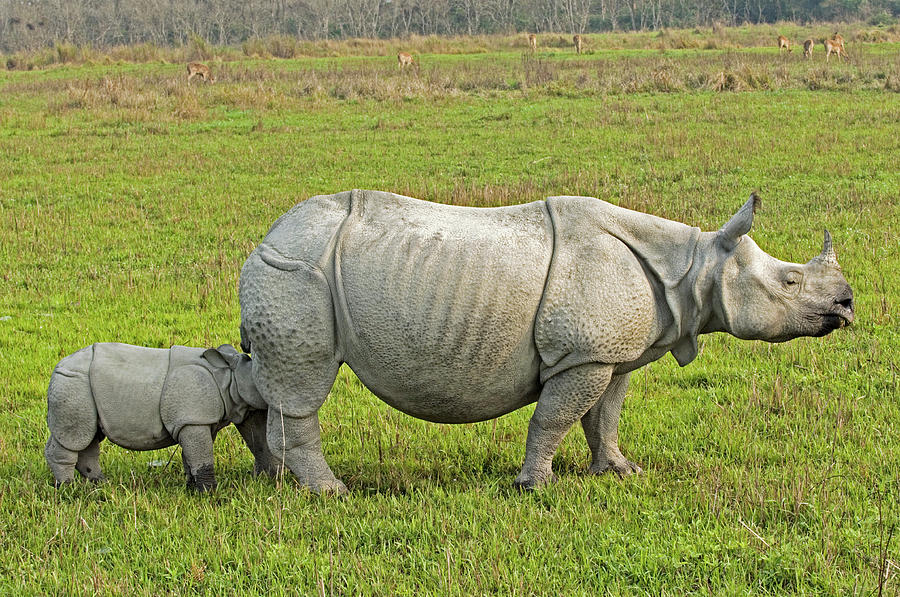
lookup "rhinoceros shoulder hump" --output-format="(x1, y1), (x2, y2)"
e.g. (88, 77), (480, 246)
(536, 233), (659, 373)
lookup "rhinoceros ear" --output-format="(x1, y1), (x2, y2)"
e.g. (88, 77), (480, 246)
(717, 192), (760, 251)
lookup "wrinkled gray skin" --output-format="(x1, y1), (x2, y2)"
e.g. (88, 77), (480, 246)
(45, 343), (279, 491)
(239, 190), (854, 493)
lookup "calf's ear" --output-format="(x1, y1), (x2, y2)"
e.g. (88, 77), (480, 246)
(203, 345), (241, 369)
(202, 348), (230, 369)
(717, 191), (760, 251)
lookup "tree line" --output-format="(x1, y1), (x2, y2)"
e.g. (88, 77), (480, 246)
(1, 0), (897, 53)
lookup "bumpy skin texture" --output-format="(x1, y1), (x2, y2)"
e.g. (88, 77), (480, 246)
(45, 343), (276, 491)
(239, 190), (854, 492)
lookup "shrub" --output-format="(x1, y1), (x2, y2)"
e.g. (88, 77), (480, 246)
(868, 12), (897, 27)
(189, 34), (213, 61)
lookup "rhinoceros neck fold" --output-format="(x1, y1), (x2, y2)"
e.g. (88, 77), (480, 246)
(666, 236), (721, 366)
(547, 197), (707, 367)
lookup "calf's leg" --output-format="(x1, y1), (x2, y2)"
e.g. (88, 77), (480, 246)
(179, 425), (216, 491)
(514, 363), (613, 490)
(75, 431), (105, 482)
(45, 436), (78, 487)
(236, 409), (282, 477)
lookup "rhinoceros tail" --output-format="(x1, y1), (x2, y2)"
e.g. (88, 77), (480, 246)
(240, 322), (252, 354)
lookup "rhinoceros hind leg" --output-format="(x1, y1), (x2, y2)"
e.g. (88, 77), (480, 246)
(75, 431), (105, 482)
(581, 372), (642, 477)
(514, 363), (614, 490)
(45, 435), (78, 487)
(179, 425), (216, 492)
(266, 409), (347, 495)
(242, 257), (344, 493)
(236, 409), (283, 477)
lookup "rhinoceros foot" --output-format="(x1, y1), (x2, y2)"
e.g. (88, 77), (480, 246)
(512, 471), (558, 491)
(588, 457), (642, 477)
(295, 474), (348, 496)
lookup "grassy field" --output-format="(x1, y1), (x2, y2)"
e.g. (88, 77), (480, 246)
(1, 24), (899, 594)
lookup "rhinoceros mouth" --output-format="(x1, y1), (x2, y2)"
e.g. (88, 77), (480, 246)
(816, 312), (851, 335)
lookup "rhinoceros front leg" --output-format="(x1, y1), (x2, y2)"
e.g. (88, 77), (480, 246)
(580, 372), (642, 477)
(514, 363), (614, 490)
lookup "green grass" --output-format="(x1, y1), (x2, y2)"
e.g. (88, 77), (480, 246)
(1, 29), (898, 594)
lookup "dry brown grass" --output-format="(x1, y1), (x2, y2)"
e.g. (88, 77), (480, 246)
(3, 36), (896, 129)
(4, 22), (900, 72)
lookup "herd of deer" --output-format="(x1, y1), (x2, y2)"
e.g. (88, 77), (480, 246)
(526, 33), (584, 55)
(395, 33), (585, 71)
(777, 33), (849, 61)
(185, 31), (850, 84)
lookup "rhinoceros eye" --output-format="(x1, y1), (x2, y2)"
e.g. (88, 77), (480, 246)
(783, 271), (802, 288)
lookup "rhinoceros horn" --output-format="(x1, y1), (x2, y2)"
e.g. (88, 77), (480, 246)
(718, 191), (761, 251)
(809, 229), (841, 269)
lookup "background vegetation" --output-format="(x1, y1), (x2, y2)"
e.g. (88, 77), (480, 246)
(1, 0), (899, 53)
(1, 24), (898, 594)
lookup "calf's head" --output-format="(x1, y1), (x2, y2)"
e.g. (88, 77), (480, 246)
(203, 344), (265, 408)
(713, 194), (854, 342)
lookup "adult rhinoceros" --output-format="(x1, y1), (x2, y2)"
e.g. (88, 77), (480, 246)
(239, 190), (853, 493)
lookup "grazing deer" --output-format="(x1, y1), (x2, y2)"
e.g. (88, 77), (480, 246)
(186, 62), (215, 83)
(803, 38), (814, 59)
(777, 35), (792, 53)
(397, 52), (414, 70)
(834, 34), (847, 53)
(528, 33), (537, 53)
(824, 38), (847, 62)
(573, 34), (583, 55)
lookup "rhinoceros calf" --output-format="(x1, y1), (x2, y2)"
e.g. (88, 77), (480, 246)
(45, 343), (279, 491)
(239, 189), (854, 493)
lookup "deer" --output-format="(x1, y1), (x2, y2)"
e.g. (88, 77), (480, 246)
(528, 33), (537, 53)
(186, 62), (215, 83)
(397, 52), (414, 70)
(573, 34), (583, 55)
(803, 38), (814, 59)
(777, 35), (792, 54)
(824, 37), (847, 62)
